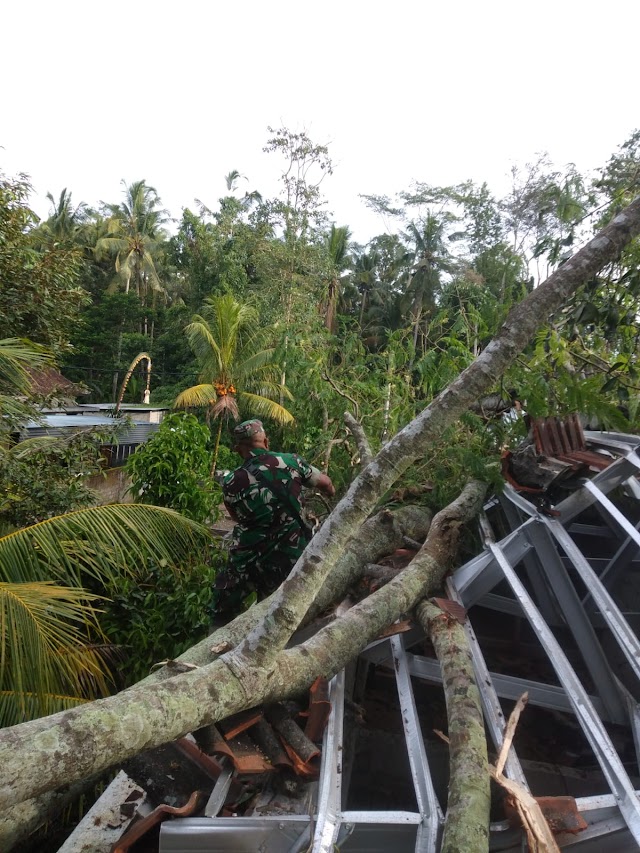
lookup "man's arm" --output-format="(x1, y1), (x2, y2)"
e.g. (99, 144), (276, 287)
(224, 501), (240, 523)
(308, 466), (335, 498)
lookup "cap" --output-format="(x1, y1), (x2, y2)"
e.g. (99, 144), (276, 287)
(233, 419), (265, 440)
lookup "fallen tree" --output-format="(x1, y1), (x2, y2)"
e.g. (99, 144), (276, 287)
(0, 481), (485, 811)
(1, 195), (640, 821)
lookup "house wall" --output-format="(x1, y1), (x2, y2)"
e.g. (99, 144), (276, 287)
(86, 468), (134, 505)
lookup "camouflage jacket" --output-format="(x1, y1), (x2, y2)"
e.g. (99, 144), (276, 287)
(222, 448), (320, 569)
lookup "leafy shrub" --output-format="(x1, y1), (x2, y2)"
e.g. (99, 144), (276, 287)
(100, 551), (222, 685)
(0, 426), (118, 529)
(126, 412), (220, 522)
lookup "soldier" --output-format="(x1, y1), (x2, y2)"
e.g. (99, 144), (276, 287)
(216, 419), (335, 615)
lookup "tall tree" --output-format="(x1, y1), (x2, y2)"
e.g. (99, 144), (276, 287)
(401, 214), (452, 358)
(94, 179), (168, 397)
(96, 179), (167, 302)
(174, 293), (293, 471)
(0, 173), (87, 356)
(324, 224), (351, 333)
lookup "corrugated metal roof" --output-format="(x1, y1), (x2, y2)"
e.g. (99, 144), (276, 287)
(24, 415), (124, 429)
(22, 414), (159, 444)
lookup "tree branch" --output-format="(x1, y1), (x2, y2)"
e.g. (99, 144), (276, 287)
(416, 600), (490, 853)
(344, 411), (373, 467)
(322, 371), (360, 419)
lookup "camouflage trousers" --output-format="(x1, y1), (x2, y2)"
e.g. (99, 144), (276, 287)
(213, 525), (309, 619)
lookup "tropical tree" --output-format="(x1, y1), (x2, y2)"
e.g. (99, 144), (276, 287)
(401, 214), (452, 359)
(34, 188), (88, 246)
(0, 173), (88, 357)
(96, 179), (167, 302)
(174, 293), (293, 471)
(0, 504), (209, 726)
(323, 224), (351, 333)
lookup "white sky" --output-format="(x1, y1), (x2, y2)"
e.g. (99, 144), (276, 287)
(2, 0), (639, 243)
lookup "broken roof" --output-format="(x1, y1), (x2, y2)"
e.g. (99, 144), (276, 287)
(53, 427), (640, 852)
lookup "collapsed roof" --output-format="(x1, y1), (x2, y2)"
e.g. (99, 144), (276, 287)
(57, 428), (640, 852)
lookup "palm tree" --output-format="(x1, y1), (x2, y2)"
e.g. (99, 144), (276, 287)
(324, 224), (351, 333)
(0, 505), (209, 725)
(174, 294), (293, 472)
(401, 215), (452, 361)
(35, 189), (88, 245)
(96, 179), (167, 301)
(95, 180), (168, 398)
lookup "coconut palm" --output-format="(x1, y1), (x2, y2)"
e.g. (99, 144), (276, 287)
(400, 215), (453, 361)
(174, 294), (293, 471)
(96, 179), (167, 302)
(324, 224), (351, 334)
(0, 504), (209, 726)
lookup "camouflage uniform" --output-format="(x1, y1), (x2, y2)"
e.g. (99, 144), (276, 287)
(217, 426), (321, 614)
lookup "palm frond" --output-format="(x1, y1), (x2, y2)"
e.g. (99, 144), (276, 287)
(252, 381), (294, 402)
(233, 348), (279, 381)
(238, 392), (294, 425)
(174, 384), (218, 409)
(0, 338), (51, 395)
(0, 504), (210, 588)
(184, 319), (224, 377)
(3, 435), (58, 459)
(211, 394), (240, 421)
(0, 581), (109, 726)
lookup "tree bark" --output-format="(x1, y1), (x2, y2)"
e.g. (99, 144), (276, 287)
(140, 504), (433, 685)
(0, 484), (484, 810)
(344, 411), (372, 467)
(416, 601), (490, 853)
(234, 197), (640, 671)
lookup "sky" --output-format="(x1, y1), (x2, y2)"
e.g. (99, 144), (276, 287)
(2, 0), (639, 243)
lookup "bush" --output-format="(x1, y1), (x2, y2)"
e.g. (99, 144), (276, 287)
(100, 551), (222, 685)
(126, 412), (220, 522)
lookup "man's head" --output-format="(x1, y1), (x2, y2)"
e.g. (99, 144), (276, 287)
(232, 419), (268, 456)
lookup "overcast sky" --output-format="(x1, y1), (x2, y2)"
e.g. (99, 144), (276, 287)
(2, 0), (639, 242)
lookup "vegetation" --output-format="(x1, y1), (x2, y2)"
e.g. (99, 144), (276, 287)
(125, 411), (220, 522)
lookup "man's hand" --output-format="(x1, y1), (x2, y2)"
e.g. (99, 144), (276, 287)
(317, 473), (335, 498)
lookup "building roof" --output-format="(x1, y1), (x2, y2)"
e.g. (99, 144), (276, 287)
(25, 366), (88, 398)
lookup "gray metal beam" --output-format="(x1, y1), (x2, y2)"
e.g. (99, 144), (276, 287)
(453, 523), (534, 607)
(499, 495), (561, 623)
(446, 579), (529, 789)
(583, 479), (640, 549)
(390, 635), (442, 852)
(488, 539), (640, 845)
(405, 651), (608, 720)
(313, 671), (345, 852)
(543, 517), (640, 689)
(556, 454), (640, 524)
(524, 521), (628, 723)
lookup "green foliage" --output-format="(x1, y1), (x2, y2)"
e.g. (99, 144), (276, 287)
(100, 552), (222, 685)
(126, 412), (220, 522)
(0, 504), (211, 724)
(0, 173), (88, 355)
(0, 426), (119, 529)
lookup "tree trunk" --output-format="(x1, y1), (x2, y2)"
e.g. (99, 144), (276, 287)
(416, 601), (490, 853)
(210, 418), (223, 477)
(140, 503), (433, 686)
(0, 485), (484, 809)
